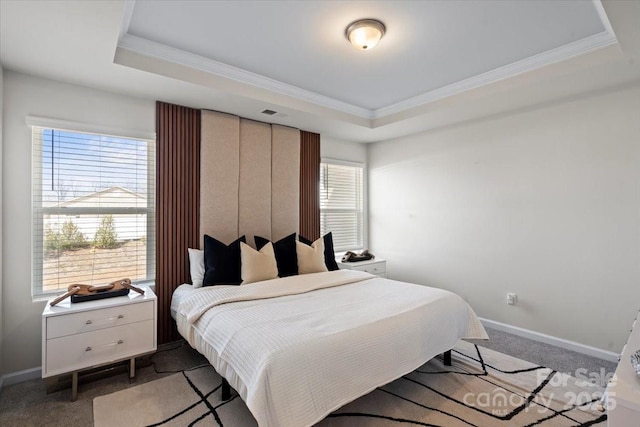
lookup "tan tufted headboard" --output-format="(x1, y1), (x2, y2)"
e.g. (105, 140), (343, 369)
(199, 110), (300, 248)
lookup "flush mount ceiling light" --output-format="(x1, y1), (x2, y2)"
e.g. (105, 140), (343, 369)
(346, 19), (386, 51)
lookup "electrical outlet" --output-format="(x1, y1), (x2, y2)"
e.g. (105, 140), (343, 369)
(507, 293), (518, 306)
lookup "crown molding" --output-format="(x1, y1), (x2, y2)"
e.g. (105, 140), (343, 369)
(373, 30), (618, 119)
(592, 0), (615, 37)
(117, 33), (374, 120)
(119, 0), (136, 40)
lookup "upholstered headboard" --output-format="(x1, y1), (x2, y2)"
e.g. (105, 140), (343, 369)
(199, 111), (300, 247)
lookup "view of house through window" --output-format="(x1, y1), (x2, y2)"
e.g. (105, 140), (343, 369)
(32, 127), (155, 296)
(320, 161), (364, 253)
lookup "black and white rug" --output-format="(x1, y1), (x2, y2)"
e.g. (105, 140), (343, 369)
(93, 341), (607, 426)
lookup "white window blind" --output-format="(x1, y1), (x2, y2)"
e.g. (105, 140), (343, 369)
(32, 126), (155, 297)
(320, 161), (364, 252)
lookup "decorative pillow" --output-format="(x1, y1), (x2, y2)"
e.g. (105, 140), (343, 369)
(203, 235), (246, 286)
(299, 232), (339, 271)
(187, 248), (205, 288)
(240, 242), (279, 284)
(255, 233), (298, 277)
(296, 237), (328, 274)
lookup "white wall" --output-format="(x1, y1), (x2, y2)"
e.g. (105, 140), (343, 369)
(321, 136), (367, 164)
(2, 71), (155, 373)
(369, 84), (640, 352)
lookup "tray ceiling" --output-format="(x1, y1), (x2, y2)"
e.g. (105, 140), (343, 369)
(117, 0), (615, 122)
(2, 1), (637, 142)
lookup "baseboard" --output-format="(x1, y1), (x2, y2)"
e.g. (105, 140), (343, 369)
(0, 366), (42, 389)
(480, 317), (619, 363)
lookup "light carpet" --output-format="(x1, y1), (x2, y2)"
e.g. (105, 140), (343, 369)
(93, 341), (607, 426)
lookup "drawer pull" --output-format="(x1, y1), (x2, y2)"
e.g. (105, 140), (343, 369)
(85, 339), (124, 352)
(85, 315), (124, 326)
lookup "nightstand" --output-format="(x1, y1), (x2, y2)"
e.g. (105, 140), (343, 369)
(337, 258), (386, 278)
(42, 287), (157, 401)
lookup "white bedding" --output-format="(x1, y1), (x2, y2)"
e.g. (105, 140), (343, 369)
(170, 284), (194, 320)
(175, 270), (488, 427)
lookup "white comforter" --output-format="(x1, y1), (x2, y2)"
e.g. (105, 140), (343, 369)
(176, 270), (488, 427)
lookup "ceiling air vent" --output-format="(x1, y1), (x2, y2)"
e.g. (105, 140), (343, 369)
(261, 109), (277, 115)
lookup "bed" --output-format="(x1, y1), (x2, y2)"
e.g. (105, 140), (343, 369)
(172, 269), (488, 427)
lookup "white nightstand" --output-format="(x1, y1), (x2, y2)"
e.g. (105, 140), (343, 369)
(337, 258), (386, 278)
(42, 287), (157, 401)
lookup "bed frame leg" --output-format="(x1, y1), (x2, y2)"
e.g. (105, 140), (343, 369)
(443, 350), (452, 366)
(221, 378), (231, 401)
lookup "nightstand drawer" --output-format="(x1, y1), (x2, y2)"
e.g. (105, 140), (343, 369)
(45, 319), (154, 376)
(47, 301), (154, 339)
(349, 261), (386, 275)
(337, 258), (387, 278)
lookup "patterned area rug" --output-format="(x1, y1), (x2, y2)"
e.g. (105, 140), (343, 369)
(93, 341), (607, 426)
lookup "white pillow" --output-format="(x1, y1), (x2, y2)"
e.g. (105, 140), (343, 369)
(296, 237), (328, 274)
(187, 248), (205, 288)
(240, 242), (279, 284)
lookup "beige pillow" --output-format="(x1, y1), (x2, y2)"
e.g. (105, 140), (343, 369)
(296, 238), (328, 274)
(241, 241), (279, 284)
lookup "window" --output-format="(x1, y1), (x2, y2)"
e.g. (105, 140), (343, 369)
(320, 160), (365, 252)
(32, 125), (155, 297)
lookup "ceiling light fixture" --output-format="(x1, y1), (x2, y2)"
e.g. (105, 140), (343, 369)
(346, 19), (386, 51)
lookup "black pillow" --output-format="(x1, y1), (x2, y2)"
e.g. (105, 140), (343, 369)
(203, 235), (246, 286)
(299, 232), (339, 271)
(255, 233), (298, 277)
